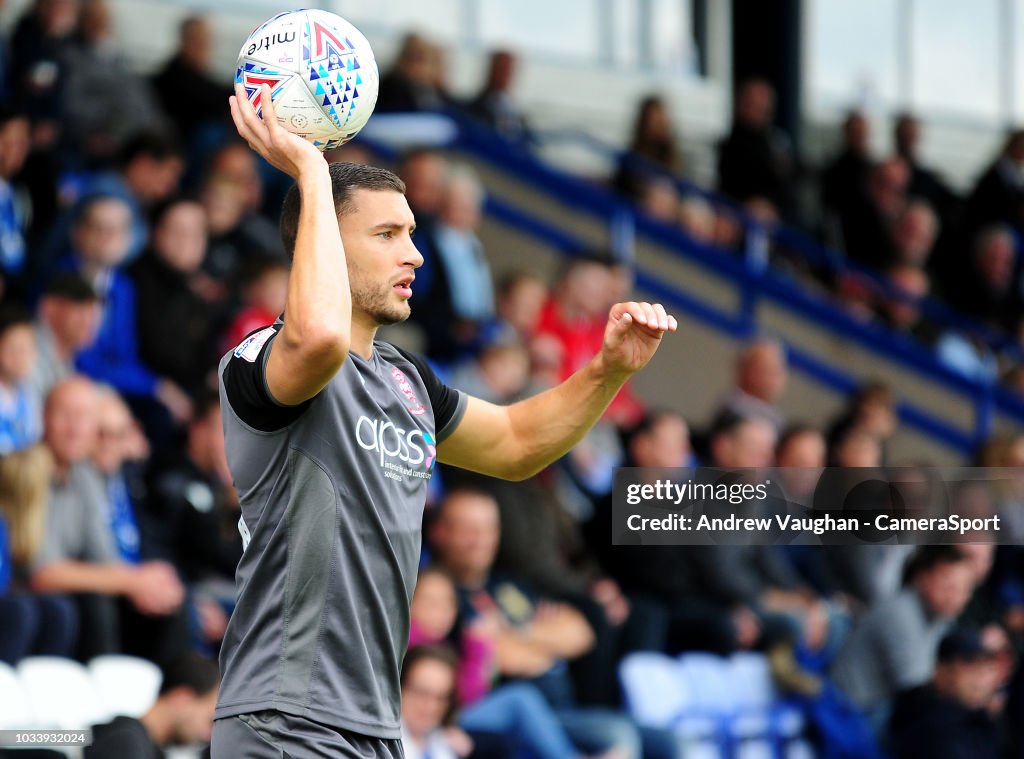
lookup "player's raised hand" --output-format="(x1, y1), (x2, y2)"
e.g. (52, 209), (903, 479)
(599, 301), (678, 377)
(229, 83), (324, 179)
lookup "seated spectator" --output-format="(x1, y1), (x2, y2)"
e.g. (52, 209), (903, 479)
(30, 376), (187, 662)
(877, 263), (930, 338)
(536, 254), (645, 427)
(62, 0), (165, 164)
(449, 340), (531, 405)
(151, 15), (231, 146)
(463, 50), (532, 144)
(612, 95), (682, 202)
(401, 645), (473, 759)
(85, 653), (219, 759)
(0, 443), (77, 664)
(717, 78), (797, 221)
(714, 337), (789, 433)
(377, 33), (451, 113)
(838, 157), (910, 269)
(888, 628), (1001, 759)
(894, 113), (959, 217)
(220, 255), (289, 354)
(427, 167), (496, 360)
(821, 111), (872, 226)
(36, 132), (185, 280)
(830, 546), (979, 729)
(90, 387), (143, 567)
(946, 225), (1020, 331)
(492, 270), (548, 345)
(889, 200), (939, 268)
(409, 567), (598, 759)
(27, 272), (102, 404)
(677, 194), (717, 245)
(0, 304), (41, 453)
(637, 176), (681, 225)
(964, 129), (1024, 237)
(54, 195), (193, 435)
(826, 381), (897, 462)
(431, 489), (662, 759)
(131, 197), (223, 396)
(143, 394), (240, 648)
(0, 108), (31, 283)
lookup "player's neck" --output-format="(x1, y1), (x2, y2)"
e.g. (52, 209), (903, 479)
(349, 318), (376, 360)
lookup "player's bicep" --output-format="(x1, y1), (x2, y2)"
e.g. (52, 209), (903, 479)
(264, 323), (346, 406)
(437, 396), (520, 478)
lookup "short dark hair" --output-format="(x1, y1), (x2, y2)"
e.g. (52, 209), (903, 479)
(118, 131), (184, 169)
(903, 545), (968, 584)
(158, 653), (219, 697)
(0, 303), (32, 337)
(279, 162), (406, 260)
(42, 273), (100, 303)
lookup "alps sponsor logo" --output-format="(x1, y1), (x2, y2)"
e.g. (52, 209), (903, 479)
(390, 368), (426, 416)
(354, 415), (436, 482)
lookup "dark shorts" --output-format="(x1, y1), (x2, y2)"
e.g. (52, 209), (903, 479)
(211, 711), (405, 759)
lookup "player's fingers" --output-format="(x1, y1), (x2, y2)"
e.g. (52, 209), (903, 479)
(653, 303), (669, 331)
(641, 302), (660, 331)
(234, 82), (271, 142)
(260, 83), (280, 132)
(667, 314), (678, 332)
(620, 301), (646, 326)
(231, 84), (266, 147)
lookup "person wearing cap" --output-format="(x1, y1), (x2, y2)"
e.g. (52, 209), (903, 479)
(888, 627), (1001, 759)
(28, 273), (102, 406)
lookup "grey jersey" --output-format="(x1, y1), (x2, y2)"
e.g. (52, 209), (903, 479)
(215, 319), (466, 737)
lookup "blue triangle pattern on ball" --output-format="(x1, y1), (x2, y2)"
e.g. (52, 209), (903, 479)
(322, 95), (332, 107)
(309, 69), (320, 81)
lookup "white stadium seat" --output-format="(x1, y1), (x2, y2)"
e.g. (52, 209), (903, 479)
(0, 660), (37, 729)
(88, 655), (162, 719)
(17, 656), (108, 730)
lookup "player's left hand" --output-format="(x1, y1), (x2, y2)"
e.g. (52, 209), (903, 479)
(599, 301), (677, 377)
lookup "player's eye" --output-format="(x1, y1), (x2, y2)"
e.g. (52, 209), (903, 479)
(377, 230), (393, 240)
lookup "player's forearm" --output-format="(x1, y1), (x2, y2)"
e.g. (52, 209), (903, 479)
(31, 561), (136, 596)
(283, 165), (351, 355)
(505, 353), (631, 480)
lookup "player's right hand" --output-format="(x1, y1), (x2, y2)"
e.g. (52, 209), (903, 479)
(229, 82), (325, 180)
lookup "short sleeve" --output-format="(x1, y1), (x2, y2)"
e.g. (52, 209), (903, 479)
(392, 346), (467, 441)
(222, 325), (313, 433)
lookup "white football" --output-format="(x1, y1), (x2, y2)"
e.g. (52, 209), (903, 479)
(234, 9), (379, 151)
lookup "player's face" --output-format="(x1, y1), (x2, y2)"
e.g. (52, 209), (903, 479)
(339, 189), (422, 329)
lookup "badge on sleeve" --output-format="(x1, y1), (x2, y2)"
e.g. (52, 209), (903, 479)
(234, 326), (276, 362)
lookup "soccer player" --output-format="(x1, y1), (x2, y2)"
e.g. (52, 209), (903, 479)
(209, 84), (678, 758)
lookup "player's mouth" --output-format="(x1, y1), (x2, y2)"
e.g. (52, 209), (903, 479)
(393, 275), (414, 299)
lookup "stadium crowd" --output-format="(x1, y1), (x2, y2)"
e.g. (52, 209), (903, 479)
(1, 2), (1024, 758)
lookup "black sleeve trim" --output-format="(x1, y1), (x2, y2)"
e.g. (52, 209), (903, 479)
(392, 345), (467, 441)
(222, 328), (313, 433)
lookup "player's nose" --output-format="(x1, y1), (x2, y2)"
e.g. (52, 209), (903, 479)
(404, 240), (424, 269)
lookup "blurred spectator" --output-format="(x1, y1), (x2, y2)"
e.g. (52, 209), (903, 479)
(142, 394), (239, 647)
(30, 376), (187, 662)
(827, 382), (897, 461)
(220, 255), (289, 354)
(62, 0), (164, 164)
(888, 628), (1000, 759)
(838, 157), (909, 269)
(0, 303), (41, 453)
(35, 131), (185, 280)
(377, 33), (451, 113)
(431, 489), (654, 759)
(55, 195), (193, 434)
(0, 108), (30, 282)
(877, 264), (930, 337)
(0, 443), (77, 663)
(464, 50), (531, 144)
(715, 337), (788, 432)
(536, 254), (644, 427)
(85, 652), (219, 759)
(26, 272), (101, 405)
(131, 197), (222, 396)
(717, 78), (797, 221)
(201, 142), (283, 287)
(492, 270), (547, 343)
(449, 340), (531, 404)
(151, 15), (230, 145)
(400, 147), (447, 333)
(894, 113), (958, 218)
(889, 200), (939, 268)
(612, 95), (682, 202)
(830, 546), (979, 728)
(90, 387), (143, 566)
(637, 176), (680, 224)
(677, 195), (717, 245)
(10, 0), (78, 144)
(946, 225), (1020, 331)
(427, 166), (496, 360)
(821, 111), (871, 223)
(965, 129), (1024, 236)
(400, 645), (470, 759)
